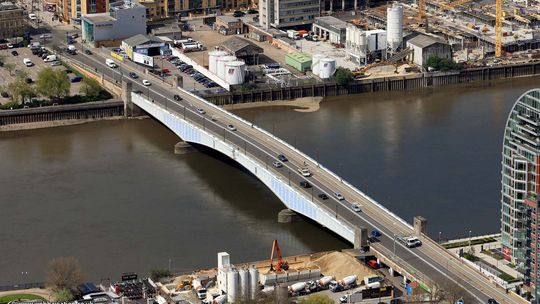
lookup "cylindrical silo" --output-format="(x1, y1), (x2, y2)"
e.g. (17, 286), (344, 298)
(238, 268), (250, 301)
(387, 2), (403, 52)
(311, 54), (325, 76)
(217, 55), (236, 80)
(249, 266), (259, 300)
(224, 60), (246, 85)
(319, 58), (336, 79)
(208, 50), (227, 74)
(358, 31), (367, 56)
(227, 268), (239, 303)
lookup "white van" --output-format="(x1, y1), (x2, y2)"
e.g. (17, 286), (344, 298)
(44, 54), (57, 62)
(106, 59), (117, 68)
(23, 58), (33, 67)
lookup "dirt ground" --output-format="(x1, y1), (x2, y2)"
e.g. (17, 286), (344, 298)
(224, 96), (323, 112)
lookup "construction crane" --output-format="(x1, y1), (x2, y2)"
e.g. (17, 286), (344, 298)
(495, 0), (503, 57)
(417, 0), (426, 21)
(269, 240), (289, 272)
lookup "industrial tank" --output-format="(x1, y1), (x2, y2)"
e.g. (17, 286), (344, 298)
(319, 58), (336, 79)
(217, 55), (236, 80)
(208, 50), (227, 74)
(224, 60), (246, 85)
(358, 31), (367, 56)
(238, 268), (250, 301)
(249, 266), (259, 300)
(226, 268), (239, 303)
(311, 54), (325, 75)
(386, 2), (403, 52)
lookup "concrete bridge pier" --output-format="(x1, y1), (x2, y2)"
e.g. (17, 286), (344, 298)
(389, 267), (394, 276)
(122, 80), (143, 117)
(414, 216), (427, 236)
(174, 141), (195, 154)
(354, 227), (368, 249)
(277, 209), (302, 223)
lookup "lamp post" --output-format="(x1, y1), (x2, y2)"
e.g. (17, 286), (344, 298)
(438, 231), (442, 243)
(468, 230), (472, 251)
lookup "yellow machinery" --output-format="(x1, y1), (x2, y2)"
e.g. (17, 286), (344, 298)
(418, 0), (426, 21)
(495, 0), (502, 57)
(176, 278), (193, 291)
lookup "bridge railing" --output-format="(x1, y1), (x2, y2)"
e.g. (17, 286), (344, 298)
(179, 87), (414, 231)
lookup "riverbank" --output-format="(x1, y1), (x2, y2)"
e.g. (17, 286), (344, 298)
(0, 116), (128, 132)
(223, 97), (323, 113)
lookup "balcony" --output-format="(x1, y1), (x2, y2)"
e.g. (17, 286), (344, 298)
(517, 113), (540, 126)
(511, 130), (539, 147)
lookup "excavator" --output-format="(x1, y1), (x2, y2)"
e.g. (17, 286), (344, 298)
(269, 239), (289, 272)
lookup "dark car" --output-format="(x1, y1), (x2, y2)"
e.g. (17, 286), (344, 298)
(247, 9), (257, 14)
(233, 10), (245, 17)
(65, 69), (73, 74)
(173, 94), (182, 101)
(487, 299), (499, 304)
(70, 76), (83, 82)
(318, 193), (329, 200)
(11, 50), (18, 56)
(300, 181), (311, 188)
(277, 154), (288, 162)
(1, 91), (9, 97)
(133, 90), (143, 94)
(129, 72), (138, 79)
(84, 49), (92, 55)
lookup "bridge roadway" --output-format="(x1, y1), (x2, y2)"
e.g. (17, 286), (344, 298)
(58, 44), (519, 303)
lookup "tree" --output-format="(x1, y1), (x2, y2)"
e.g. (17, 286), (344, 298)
(4, 63), (15, 76)
(46, 256), (83, 292)
(36, 67), (70, 101)
(149, 268), (171, 282)
(298, 294), (334, 304)
(425, 55), (462, 72)
(335, 67), (354, 85)
(4, 77), (35, 104)
(54, 289), (74, 301)
(79, 77), (102, 97)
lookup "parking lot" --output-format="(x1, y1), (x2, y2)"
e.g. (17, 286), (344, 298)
(0, 46), (84, 105)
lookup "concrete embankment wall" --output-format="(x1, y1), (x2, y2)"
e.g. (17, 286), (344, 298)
(206, 62), (540, 105)
(0, 101), (124, 127)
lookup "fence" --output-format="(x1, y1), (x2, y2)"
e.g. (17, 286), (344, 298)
(0, 282), (45, 292)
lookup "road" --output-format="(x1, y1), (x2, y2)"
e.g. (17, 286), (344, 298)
(34, 20), (519, 304)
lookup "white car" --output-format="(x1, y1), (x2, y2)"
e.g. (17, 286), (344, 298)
(28, 13), (37, 20)
(351, 203), (361, 212)
(39, 34), (51, 39)
(334, 192), (345, 200)
(227, 124), (236, 131)
(142, 79), (151, 86)
(272, 161), (282, 168)
(298, 167), (311, 177)
(23, 58), (33, 67)
(196, 108), (206, 114)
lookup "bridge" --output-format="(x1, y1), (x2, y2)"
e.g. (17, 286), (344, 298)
(57, 44), (521, 303)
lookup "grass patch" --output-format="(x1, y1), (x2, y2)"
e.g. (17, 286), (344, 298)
(0, 294), (46, 304)
(463, 252), (480, 262)
(507, 263), (516, 268)
(443, 237), (497, 249)
(499, 271), (520, 283)
(481, 250), (504, 260)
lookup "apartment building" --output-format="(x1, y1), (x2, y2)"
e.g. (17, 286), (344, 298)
(58, 0), (108, 23)
(0, 1), (25, 39)
(138, 0), (221, 19)
(259, 0), (319, 29)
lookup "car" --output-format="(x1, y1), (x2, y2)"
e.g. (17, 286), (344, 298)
(28, 13), (37, 20)
(11, 50), (18, 56)
(39, 34), (51, 39)
(487, 300), (499, 304)
(70, 33), (79, 39)
(227, 124), (236, 131)
(298, 167), (311, 177)
(51, 61), (61, 66)
(300, 181), (311, 188)
(351, 203), (361, 212)
(173, 95), (182, 101)
(142, 79), (151, 86)
(7, 43), (14, 48)
(277, 154), (288, 162)
(334, 192), (344, 200)
(247, 9), (258, 14)
(367, 259), (379, 269)
(371, 229), (381, 237)
(84, 49), (92, 55)
(272, 161), (282, 168)
(161, 68), (170, 73)
(25, 78), (33, 84)
(70, 76), (83, 83)
(233, 11), (245, 17)
(133, 90), (143, 94)
(129, 72), (138, 79)
(23, 58), (33, 67)
(318, 193), (329, 200)
(196, 108), (206, 114)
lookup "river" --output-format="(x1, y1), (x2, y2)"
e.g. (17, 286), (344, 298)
(0, 77), (539, 285)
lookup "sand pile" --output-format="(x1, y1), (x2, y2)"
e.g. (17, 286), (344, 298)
(306, 251), (372, 280)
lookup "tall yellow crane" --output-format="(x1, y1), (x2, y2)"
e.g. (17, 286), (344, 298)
(418, 0), (426, 20)
(495, 0), (503, 57)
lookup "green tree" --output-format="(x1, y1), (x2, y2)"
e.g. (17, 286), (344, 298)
(298, 294), (334, 304)
(3, 77), (35, 104)
(335, 67), (354, 85)
(149, 268), (171, 282)
(425, 55), (462, 72)
(79, 77), (102, 97)
(4, 63), (16, 76)
(54, 289), (74, 302)
(46, 256), (84, 292)
(36, 67), (70, 101)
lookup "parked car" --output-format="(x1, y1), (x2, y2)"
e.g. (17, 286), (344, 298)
(51, 61), (62, 66)
(227, 124), (236, 131)
(70, 33), (79, 39)
(318, 193), (329, 200)
(333, 192), (344, 200)
(272, 161), (282, 168)
(277, 154), (288, 162)
(173, 94), (182, 101)
(233, 10), (245, 17)
(11, 50), (18, 56)
(28, 13), (37, 20)
(1, 91), (9, 98)
(300, 181), (311, 188)
(247, 9), (257, 14)
(70, 76), (83, 83)
(142, 79), (151, 86)
(39, 34), (52, 39)
(367, 259), (379, 269)
(196, 108), (206, 114)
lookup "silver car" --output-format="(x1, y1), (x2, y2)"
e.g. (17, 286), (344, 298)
(334, 192), (345, 200)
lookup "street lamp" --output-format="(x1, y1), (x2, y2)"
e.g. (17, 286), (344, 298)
(438, 231), (442, 243)
(468, 230), (472, 251)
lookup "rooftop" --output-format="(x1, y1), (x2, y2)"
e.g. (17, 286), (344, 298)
(314, 16), (348, 31)
(110, 0), (144, 9)
(285, 52), (312, 63)
(217, 15), (242, 23)
(407, 34), (448, 48)
(82, 13), (115, 23)
(123, 34), (163, 46)
(221, 36), (263, 54)
(0, 1), (20, 11)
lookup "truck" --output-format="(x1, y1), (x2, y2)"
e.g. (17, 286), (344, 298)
(287, 30), (300, 40)
(363, 274), (382, 289)
(106, 58), (117, 68)
(192, 278), (208, 300)
(397, 235), (422, 248)
(316, 275), (334, 290)
(44, 54), (57, 62)
(329, 275), (357, 292)
(339, 291), (363, 303)
(288, 282), (308, 296)
(181, 42), (203, 52)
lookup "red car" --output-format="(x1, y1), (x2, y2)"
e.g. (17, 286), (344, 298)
(367, 259), (380, 269)
(161, 68), (170, 73)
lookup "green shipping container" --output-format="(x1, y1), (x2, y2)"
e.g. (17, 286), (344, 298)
(285, 52), (312, 72)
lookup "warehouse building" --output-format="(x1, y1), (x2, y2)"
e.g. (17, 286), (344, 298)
(406, 34), (452, 66)
(82, 0), (146, 47)
(312, 16), (347, 45)
(0, 2), (25, 39)
(214, 15), (244, 35)
(221, 36), (263, 65)
(285, 52), (312, 72)
(122, 34), (170, 59)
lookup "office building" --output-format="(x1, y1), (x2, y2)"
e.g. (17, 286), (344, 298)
(58, 0), (109, 23)
(500, 89), (540, 298)
(138, 0), (221, 19)
(259, 0), (319, 29)
(0, 2), (25, 39)
(82, 0), (146, 46)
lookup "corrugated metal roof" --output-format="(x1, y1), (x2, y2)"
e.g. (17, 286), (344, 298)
(123, 34), (163, 46)
(221, 36), (263, 54)
(285, 52), (312, 63)
(407, 34), (447, 48)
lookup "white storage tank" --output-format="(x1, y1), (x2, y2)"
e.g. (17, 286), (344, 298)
(227, 268), (239, 303)
(224, 60), (246, 85)
(358, 31), (367, 56)
(319, 58), (336, 79)
(208, 50), (227, 74)
(387, 2), (403, 52)
(217, 55), (236, 79)
(311, 54), (325, 75)
(249, 266), (258, 300)
(238, 268), (250, 301)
